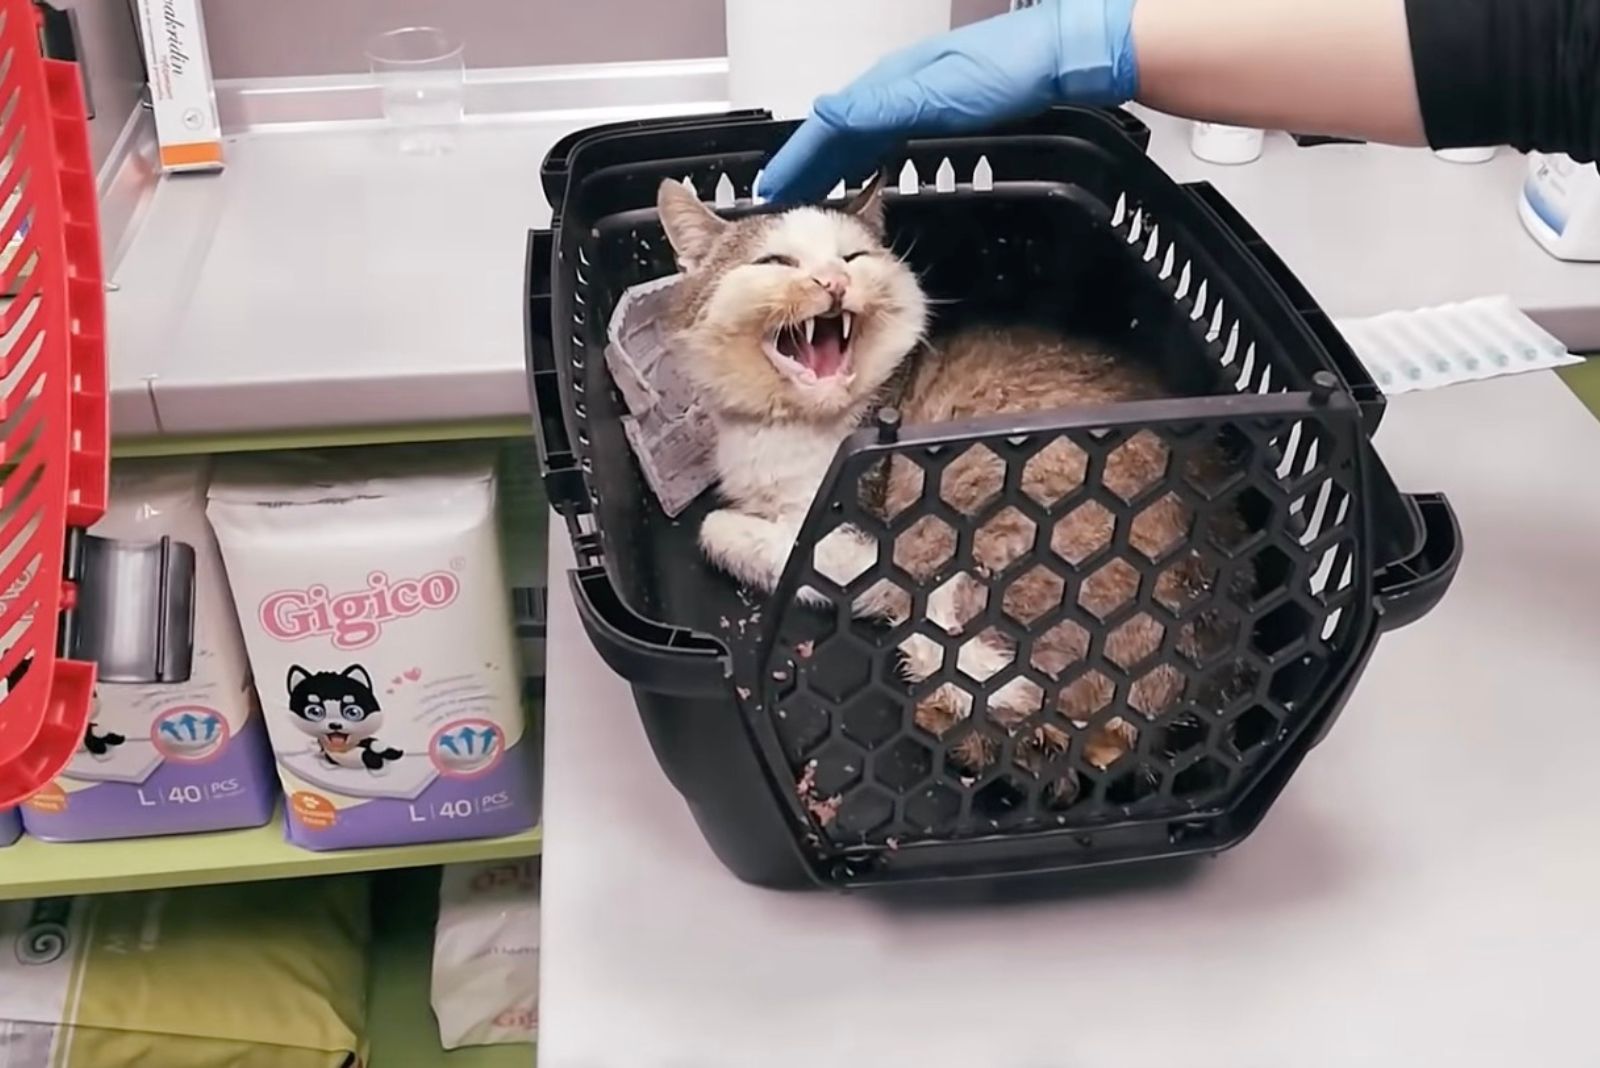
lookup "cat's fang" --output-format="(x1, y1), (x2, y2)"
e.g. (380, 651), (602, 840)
(804, 318), (815, 344)
(841, 312), (853, 342)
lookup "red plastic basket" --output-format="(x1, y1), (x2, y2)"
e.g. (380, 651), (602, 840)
(0, 0), (108, 807)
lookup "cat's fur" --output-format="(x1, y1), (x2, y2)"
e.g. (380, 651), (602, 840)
(659, 178), (1235, 794)
(287, 664), (402, 771)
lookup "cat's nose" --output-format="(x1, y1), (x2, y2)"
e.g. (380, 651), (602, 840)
(811, 270), (848, 303)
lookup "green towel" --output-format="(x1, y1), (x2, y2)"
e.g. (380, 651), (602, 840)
(0, 877), (369, 1067)
(1561, 359), (1600, 422)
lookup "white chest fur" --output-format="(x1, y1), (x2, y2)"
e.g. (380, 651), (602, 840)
(714, 418), (851, 519)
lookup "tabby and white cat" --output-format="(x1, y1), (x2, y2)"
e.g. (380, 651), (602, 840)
(657, 177), (1224, 790)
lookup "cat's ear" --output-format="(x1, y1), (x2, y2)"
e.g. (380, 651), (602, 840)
(342, 664), (374, 691)
(286, 665), (310, 692)
(845, 171), (887, 238)
(657, 178), (726, 272)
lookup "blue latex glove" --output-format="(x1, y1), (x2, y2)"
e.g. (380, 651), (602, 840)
(759, 0), (1140, 203)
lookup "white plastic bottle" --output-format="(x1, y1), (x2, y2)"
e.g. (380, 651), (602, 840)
(1190, 122), (1265, 165)
(1435, 146), (1497, 164)
(1518, 152), (1600, 262)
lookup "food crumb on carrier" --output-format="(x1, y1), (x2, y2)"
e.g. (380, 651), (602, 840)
(794, 640), (814, 659)
(772, 669), (789, 682)
(736, 686), (751, 700)
(794, 760), (841, 827)
(809, 795), (841, 826)
(719, 616), (730, 628)
(886, 837), (901, 852)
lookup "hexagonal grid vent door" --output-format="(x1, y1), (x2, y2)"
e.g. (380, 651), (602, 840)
(756, 396), (1368, 880)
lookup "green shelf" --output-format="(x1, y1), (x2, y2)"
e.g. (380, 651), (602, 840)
(0, 813), (541, 901)
(112, 418), (533, 459)
(369, 867), (536, 1068)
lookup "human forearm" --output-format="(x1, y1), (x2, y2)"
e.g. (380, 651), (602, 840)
(1135, 0), (1600, 160)
(1132, 0), (1426, 145)
(759, 0), (1600, 203)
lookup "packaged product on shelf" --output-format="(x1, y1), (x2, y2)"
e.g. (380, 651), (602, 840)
(432, 858), (540, 1049)
(498, 442), (548, 680)
(207, 447), (538, 851)
(0, 877), (369, 1067)
(18, 459), (278, 842)
(0, 807), (19, 846)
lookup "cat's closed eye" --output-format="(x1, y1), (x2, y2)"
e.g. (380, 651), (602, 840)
(753, 253), (798, 268)
(843, 250), (871, 262)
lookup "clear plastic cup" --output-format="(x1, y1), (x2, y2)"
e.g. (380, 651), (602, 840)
(365, 27), (464, 155)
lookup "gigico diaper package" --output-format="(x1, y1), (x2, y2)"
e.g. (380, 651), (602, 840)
(432, 859), (540, 1049)
(20, 459), (277, 842)
(206, 447), (537, 851)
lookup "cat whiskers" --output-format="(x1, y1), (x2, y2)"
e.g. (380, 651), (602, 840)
(892, 252), (942, 294)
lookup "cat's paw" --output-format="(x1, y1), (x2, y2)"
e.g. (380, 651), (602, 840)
(700, 508), (762, 578)
(793, 583), (835, 610)
(851, 577), (910, 623)
(700, 509), (790, 594)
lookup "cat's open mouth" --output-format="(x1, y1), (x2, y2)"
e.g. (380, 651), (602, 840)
(765, 311), (855, 384)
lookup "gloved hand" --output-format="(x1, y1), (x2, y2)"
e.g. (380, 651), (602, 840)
(759, 0), (1140, 203)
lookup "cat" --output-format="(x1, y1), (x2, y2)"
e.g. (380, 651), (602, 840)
(657, 177), (1243, 801)
(658, 172), (926, 601)
(286, 664), (403, 771)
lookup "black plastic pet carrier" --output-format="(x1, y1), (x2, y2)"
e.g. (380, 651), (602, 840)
(525, 107), (1461, 889)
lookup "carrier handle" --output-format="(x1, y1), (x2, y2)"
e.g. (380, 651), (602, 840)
(1000, 105), (1151, 153)
(524, 227), (589, 517)
(1098, 106), (1152, 152)
(569, 566), (731, 697)
(541, 109), (775, 214)
(1373, 493), (1461, 632)
(1179, 180), (1387, 437)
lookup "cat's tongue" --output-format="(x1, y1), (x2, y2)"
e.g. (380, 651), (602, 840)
(783, 315), (848, 378)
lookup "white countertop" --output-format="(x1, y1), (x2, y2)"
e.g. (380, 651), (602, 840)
(1136, 111), (1600, 343)
(539, 369), (1600, 1068)
(106, 103), (1600, 441)
(107, 120), (567, 438)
